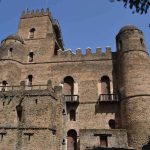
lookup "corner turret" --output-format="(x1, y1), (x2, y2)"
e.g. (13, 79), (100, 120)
(116, 25), (150, 150)
(116, 25), (148, 55)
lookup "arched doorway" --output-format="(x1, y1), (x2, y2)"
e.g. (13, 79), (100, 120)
(67, 129), (77, 150)
(101, 76), (111, 101)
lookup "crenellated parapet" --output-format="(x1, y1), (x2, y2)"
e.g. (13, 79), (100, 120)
(55, 46), (113, 61)
(21, 8), (53, 20)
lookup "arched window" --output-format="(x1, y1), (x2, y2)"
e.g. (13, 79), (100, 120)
(28, 52), (34, 62)
(108, 119), (115, 129)
(67, 129), (77, 150)
(27, 75), (33, 86)
(63, 76), (74, 95)
(29, 28), (35, 38)
(1, 80), (8, 91)
(101, 76), (110, 94)
(70, 110), (76, 121)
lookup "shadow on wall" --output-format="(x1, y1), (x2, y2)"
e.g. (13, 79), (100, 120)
(95, 103), (119, 114)
(142, 140), (150, 150)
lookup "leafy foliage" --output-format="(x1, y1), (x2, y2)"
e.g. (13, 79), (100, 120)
(110, 0), (150, 14)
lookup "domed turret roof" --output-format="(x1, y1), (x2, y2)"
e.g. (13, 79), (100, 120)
(119, 25), (140, 33)
(5, 34), (24, 43)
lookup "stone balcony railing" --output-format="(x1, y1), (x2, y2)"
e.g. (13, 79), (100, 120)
(64, 95), (79, 103)
(98, 94), (120, 103)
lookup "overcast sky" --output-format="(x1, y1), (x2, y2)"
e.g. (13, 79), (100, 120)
(0, 0), (150, 54)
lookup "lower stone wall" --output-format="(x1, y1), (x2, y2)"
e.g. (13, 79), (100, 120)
(79, 129), (129, 150)
(0, 89), (62, 150)
(0, 129), (57, 150)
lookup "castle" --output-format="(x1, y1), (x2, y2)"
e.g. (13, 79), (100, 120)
(0, 8), (150, 150)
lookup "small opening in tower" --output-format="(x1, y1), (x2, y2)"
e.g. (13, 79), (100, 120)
(27, 75), (33, 86)
(8, 48), (13, 57)
(28, 52), (34, 62)
(118, 40), (122, 50)
(29, 28), (35, 39)
(16, 105), (23, 122)
(140, 38), (144, 46)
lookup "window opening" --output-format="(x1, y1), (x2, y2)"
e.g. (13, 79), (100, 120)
(70, 109), (76, 121)
(140, 38), (144, 46)
(54, 43), (59, 55)
(16, 105), (23, 122)
(63, 76), (74, 95)
(118, 40), (122, 50)
(29, 28), (35, 38)
(28, 75), (33, 86)
(35, 99), (38, 104)
(109, 119), (116, 129)
(28, 52), (34, 62)
(101, 76), (111, 94)
(8, 48), (13, 57)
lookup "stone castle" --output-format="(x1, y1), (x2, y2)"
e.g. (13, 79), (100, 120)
(0, 8), (149, 150)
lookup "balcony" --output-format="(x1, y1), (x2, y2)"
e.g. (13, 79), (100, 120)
(98, 94), (120, 103)
(64, 95), (79, 103)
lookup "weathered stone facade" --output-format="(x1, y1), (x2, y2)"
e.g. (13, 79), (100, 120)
(0, 8), (149, 150)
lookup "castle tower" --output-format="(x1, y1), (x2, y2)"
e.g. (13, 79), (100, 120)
(18, 8), (64, 62)
(116, 25), (150, 150)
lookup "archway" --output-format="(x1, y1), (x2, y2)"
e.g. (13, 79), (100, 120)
(67, 129), (77, 150)
(63, 76), (74, 95)
(101, 76), (110, 94)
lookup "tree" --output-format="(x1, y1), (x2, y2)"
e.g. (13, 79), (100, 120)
(110, 0), (150, 14)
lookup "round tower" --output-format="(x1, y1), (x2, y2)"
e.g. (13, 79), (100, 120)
(0, 34), (25, 62)
(116, 25), (150, 150)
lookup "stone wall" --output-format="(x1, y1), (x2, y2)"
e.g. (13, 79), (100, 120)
(80, 129), (129, 150)
(0, 88), (62, 150)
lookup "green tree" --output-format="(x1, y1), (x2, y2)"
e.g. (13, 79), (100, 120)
(110, 0), (150, 14)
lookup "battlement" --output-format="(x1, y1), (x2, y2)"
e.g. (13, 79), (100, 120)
(21, 8), (53, 20)
(56, 46), (114, 61)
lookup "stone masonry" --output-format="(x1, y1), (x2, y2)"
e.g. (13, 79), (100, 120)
(0, 8), (150, 150)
